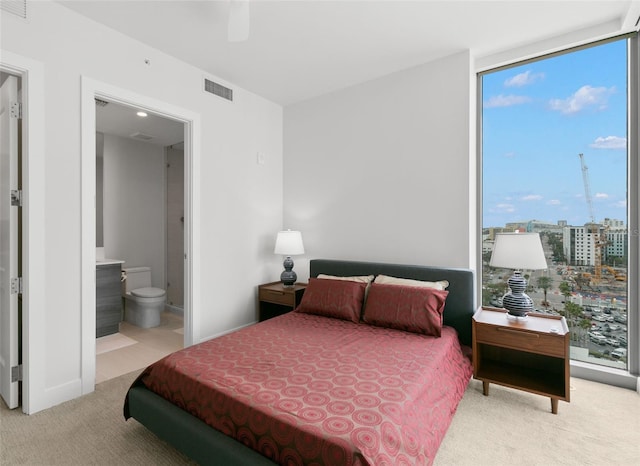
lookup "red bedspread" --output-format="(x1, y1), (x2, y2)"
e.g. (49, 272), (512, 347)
(139, 312), (472, 465)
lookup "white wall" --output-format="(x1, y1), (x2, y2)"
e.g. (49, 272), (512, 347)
(102, 134), (166, 288)
(284, 51), (474, 280)
(1, 2), (283, 411)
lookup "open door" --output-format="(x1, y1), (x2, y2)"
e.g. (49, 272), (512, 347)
(0, 74), (20, 409)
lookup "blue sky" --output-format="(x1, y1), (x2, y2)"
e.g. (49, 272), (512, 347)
(482, 38), (627, 229)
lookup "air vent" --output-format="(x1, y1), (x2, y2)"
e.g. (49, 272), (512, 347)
(95, 98), (109, 107)
(1, 0), (27, 19)
(130, 132), (153, 141)
(204, 78), (233, 101)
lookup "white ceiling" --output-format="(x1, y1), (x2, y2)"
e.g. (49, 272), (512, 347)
(70, 1), (638, 143)
(96, 99), (185, 147)
(59, 0), (639, 107)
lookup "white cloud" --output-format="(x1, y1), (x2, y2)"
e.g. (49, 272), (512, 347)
(548, 85), (614, 114)
(614, 200), (627, 208)
(521, 194), (542, 201)
(547, 199), (561, 205)
(504, 151), (516, 158)
(590, 136), (626, 150)
(594, 192), (609, 199)
(484, 94), (531, 108)
(495, 203), (515, 213)
(504, 70), (544, 87)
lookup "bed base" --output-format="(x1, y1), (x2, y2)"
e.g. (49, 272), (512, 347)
(127, 386), (276, 465)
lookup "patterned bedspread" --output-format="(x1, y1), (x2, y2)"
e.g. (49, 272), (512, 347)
(137, 312), (472, 465)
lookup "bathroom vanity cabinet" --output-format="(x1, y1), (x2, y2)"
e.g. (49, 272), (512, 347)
(96, 262), (123, 337)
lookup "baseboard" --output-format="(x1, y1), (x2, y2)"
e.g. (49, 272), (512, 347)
(199, 321), (256, 343)
(571, 360), (638, 391)
(165, 304), (184, 317)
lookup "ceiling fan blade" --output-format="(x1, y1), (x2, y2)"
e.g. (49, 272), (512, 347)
(228, 0), (250, 42)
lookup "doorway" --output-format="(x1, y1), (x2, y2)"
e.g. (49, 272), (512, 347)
(80, 77), (202, 395)
(0, 52), (45, 414)
(166, 144), (185, 315)
(0, 72), (22, 409)
(95, 99), (185, 383)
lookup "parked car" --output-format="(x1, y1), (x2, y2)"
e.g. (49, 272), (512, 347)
(490, 297), (503, 307)
(589, 332), (607, 345)
(606, 338), (620, 347)
(611, 348), (627, 360)
(614, 315), (627, 324)
(592, 315), (607, 322)
(618, 336), (628, 347)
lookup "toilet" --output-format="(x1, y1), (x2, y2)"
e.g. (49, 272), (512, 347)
(122, 266), (166, 328)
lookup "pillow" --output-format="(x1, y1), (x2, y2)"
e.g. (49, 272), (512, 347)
(362, 283), (449, 336)
(296, 277), (366, 323)
(374, 274), (449, 290)
(317, 274), (374, 284)
(317, 274), (375, 308)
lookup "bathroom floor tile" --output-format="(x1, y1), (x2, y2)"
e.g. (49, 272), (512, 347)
(96, 311), (184, 384)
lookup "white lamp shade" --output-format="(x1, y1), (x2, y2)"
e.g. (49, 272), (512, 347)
(490, 232), (547, 270)
(274, 230), (305, 255)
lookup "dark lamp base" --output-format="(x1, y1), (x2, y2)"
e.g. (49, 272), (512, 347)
(502, 270), (533, 317)
(280, 256), (297, 287)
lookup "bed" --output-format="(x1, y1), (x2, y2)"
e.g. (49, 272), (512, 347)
(124, 259), (475, 465)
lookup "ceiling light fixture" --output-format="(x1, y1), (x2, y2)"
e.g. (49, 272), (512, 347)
(228, 0), (250, 42)
(136, 111), (148, 117)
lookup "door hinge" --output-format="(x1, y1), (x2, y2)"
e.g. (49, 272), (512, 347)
(10, 101), (22, 119)
(10, 277), (23, 294)
(11, 365), (22, 383)
(10, 190), (22, 207)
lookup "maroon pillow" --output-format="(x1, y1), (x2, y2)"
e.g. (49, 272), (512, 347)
(296, 277), (366, 323)
(362, 283), (448, 336)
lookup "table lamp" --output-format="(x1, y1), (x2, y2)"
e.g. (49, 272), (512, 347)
(489, 232), (547, 317)
(274, 230), (304, 287)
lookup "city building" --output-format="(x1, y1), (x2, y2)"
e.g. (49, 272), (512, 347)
(562, 224), (607, 267)
(561, 220), (628, 267)
(505, 220), (565, 234)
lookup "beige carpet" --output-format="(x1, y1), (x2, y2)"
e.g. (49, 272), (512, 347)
(0, 370), (194, 466)
(1, 371), (638, 465)
(436, 378), (639, 465)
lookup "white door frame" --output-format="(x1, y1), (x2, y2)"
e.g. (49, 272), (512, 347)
(80, 77), (201, 395)
(0, 52), (46, 414)
(0, 74), (20, 409)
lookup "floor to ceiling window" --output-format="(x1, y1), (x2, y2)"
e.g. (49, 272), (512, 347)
(480, 36), (634, 373)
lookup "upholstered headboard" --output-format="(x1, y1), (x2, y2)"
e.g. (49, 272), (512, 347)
(309, 259), (476, 346)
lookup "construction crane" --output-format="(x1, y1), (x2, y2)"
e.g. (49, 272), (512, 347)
(578, 153), (607, 283)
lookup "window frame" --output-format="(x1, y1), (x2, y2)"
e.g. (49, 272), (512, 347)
(476, 33), (639, 390)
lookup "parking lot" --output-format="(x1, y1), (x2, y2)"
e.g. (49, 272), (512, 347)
(484, 263), (628, 364)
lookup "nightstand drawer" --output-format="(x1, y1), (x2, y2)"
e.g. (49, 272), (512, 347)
(475, 323), (565, 358)
(259, 287), (295, 306)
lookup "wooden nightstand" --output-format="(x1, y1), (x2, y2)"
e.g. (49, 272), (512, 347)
(472, 306), (570, 414)
(258, 282), (307, 322)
